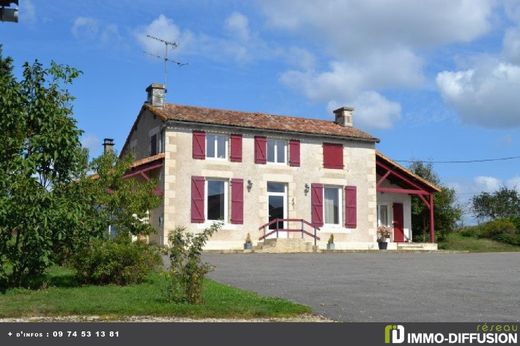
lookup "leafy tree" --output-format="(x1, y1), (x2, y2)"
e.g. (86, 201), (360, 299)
(0, 47), (85, 289)
(472, 187), (520, 221)
(409, 161), (462, 241)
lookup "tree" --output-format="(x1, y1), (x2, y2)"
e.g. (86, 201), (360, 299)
(0, 47), (85, 289)
(409, 161), (462, 241)
(472, 187), (520, 221)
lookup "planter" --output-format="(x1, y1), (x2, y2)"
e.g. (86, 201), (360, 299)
(327, 243), (335, 250)
(244, 242), (253, 250)
(378, 241), (388, 250)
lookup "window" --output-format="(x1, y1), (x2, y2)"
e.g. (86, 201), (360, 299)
(206, 180), (227, 221)
(267, 139), (286, 163)
(378, 205), (389, 227)
(323, 143), (343, 169)
(324, 187), (341, 225)
(150, 134), (157, 156)
(207, 134), (227, 159)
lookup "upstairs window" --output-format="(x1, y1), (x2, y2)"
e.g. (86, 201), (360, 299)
(150, 134), (158, 156)
(207, 134), (227, 159)
(323, 143), (343, 169)
(267, 139), (286, 163)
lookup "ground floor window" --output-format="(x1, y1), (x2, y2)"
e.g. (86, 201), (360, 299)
(207, 179), (227, 221)
(324, 186), (341, 225)
(378, 204), (389, 226)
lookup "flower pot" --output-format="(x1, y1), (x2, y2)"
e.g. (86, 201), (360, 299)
(244, 242), (253, 250)
(378, 241), (388, 250)
(327, 243), (335, 250)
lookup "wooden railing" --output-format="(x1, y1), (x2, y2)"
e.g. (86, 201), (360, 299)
(258, 218), (320, 247)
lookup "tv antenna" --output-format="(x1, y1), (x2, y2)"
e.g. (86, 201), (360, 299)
(144, 34), (187, 92)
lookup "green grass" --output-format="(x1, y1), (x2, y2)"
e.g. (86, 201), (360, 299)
(438, 232), (520, 252)
(0, 267), (310, 319)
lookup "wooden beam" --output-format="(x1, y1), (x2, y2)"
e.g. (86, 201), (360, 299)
(418, 194), (431, 209)
(377, 187), (430, 195)
(429, 193), (435, 243)
(377, 170), (391, 187)
(376, 161), (427, 192)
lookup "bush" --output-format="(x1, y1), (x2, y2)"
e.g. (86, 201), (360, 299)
(459, 226), (482, 239)
(480, 219), (517, 240)
(71, 237), (162, 285)
(165, 222), (221, 304)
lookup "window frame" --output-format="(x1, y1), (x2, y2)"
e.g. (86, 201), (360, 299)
(267, 139), (287, 164)
(206, 133), (229, 160)
(205, 178), (228, 223)
(323, 186), (342, 227)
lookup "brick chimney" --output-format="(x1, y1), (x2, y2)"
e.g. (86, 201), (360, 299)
(333, 106), (354, 127)
(146, 83), (166, 107)
(103, 138), (114, 154)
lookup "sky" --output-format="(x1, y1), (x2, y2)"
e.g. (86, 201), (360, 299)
(1, 0), (519, 223)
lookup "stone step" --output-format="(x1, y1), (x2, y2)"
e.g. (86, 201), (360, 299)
(253, 238), (316, 253)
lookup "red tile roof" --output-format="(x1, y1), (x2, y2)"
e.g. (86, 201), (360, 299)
(145, 103), (379, 142)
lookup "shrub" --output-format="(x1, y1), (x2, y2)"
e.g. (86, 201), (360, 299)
(480, 219), (517, 240)
(506, 216), (520, 233)
(459, 226), (482, 239)
(71, 237), (162, 285)
(165, 222), (221, 304)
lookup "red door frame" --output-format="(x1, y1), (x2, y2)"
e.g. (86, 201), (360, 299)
(392, 203), (404, 242)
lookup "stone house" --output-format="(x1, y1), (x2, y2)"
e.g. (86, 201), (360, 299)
(118, 84), (439, 251)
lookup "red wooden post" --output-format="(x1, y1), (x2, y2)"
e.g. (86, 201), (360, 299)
(429, 193), (435, 243)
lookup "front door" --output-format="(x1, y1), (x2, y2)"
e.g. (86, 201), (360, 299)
(267, 182), (287, 238)
(393, 203), (404, 242)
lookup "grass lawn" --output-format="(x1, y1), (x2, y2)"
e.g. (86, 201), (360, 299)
(439, 232), (520, 252)
(0, 267), (310, 319)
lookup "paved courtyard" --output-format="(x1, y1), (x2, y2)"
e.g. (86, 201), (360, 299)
(205, 252), (520, 322)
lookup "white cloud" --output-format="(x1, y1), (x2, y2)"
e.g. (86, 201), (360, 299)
(71, 17), (99, 40)
(507, 176), (520, 192)
(474, 176), (502, 192)
(225, 12), (251, 42)
(81, 134), (100, 157)
(503, 27), (520, 64)
(437, 60), (520, 128)
(20, 0), (36, 24)
(135, 15), (193, 57)
(257, 0), (495, 129)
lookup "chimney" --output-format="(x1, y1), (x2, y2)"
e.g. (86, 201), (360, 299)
(103, 138), (114, 154)
(146, 83), (166, 107)
(333, 106), (354, 127)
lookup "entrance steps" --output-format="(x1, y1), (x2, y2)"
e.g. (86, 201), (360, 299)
(396, 242), (438, 251)
(254, 238), (318, 253)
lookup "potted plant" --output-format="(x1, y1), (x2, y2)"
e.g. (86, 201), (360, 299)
(377, 226), (392, 250)
(244, 233), (253, 250)
(327, 234), (335, 250)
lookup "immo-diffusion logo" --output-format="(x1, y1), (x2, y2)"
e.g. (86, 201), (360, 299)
(385, 324), (405, 344)
(384, 323), (518, 344)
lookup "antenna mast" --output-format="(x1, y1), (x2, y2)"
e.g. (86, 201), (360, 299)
(144, 34), (187, 93)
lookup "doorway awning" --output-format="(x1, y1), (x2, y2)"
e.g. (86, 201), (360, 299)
(376, 151), (441, 242)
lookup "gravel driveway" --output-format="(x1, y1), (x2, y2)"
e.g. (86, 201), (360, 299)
(205, 252), (520, 322)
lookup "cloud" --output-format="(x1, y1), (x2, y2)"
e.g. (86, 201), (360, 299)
(71, 16), (124, 50)
(80, 134), (100, 157)
(437, 59), (520, 128)
(257, 0), (495, 129)
(71, 17), (99, 40)
(474, 176), (502, 193)
(225, 12), (251, 42)
(20, 0), (36, 24)
(135, 15), (193, 57)
(507, 176), (520, 192)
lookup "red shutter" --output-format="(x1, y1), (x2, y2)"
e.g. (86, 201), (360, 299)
(192, 131), (206, 160)
(254, 136), (267, 164)
(230, 134), (243, 162)
(289, 140), (300, 167)
(191, 176), (205, 223)
(345, 186), (357, 228)
(311, 184), (324, 227)
(323, 143), (343, 169)
(230, 179), (244, 224)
